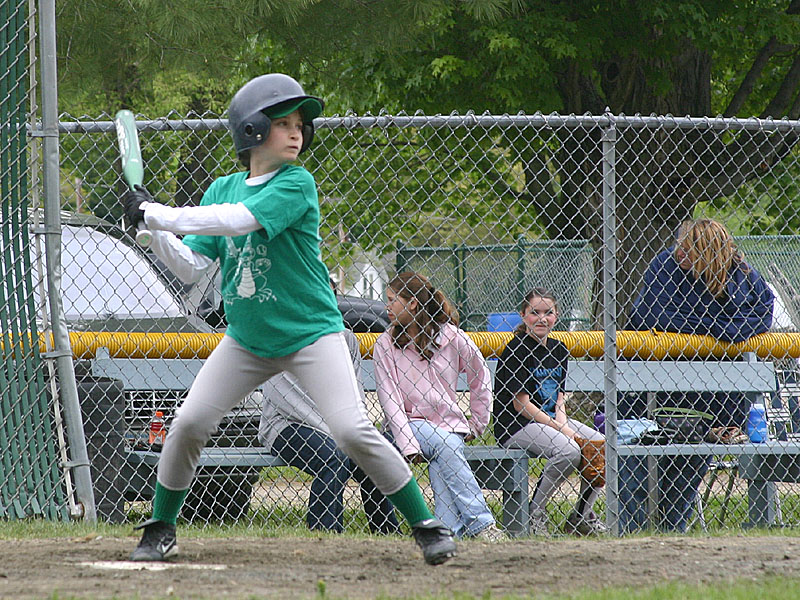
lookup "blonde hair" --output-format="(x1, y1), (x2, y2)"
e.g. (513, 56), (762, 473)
(674, 219), (745, 299)
(388, 272), (459, 360)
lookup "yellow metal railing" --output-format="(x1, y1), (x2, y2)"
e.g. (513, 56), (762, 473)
(467, 330), (800, 361)
(11, 330), (800, 361)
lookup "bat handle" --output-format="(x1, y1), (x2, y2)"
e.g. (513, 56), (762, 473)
(135, 225), (153, 248)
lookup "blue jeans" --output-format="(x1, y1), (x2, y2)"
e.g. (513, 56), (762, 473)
(272, 424), (400, 534)
(618, 453), (710, 533)
(406, 420), (495, 538)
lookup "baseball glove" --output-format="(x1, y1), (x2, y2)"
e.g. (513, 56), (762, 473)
(574, 436), (605, 488)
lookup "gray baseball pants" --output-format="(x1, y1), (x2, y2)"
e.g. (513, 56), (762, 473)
(157, 332), (412, 495)
(503, 418), (603, 516)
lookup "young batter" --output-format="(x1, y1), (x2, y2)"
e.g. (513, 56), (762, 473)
(122, 73), (456, 565)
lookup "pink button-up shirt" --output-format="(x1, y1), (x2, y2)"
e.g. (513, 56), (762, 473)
(373, 323), (492, 457)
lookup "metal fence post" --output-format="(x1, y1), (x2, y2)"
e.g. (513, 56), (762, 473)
(515, 235), (526, 311)
(601, 110), (620, 535)
(39, 0), (96, 521)
(452, 243), (468, 324)
(395, 240), (407, 273)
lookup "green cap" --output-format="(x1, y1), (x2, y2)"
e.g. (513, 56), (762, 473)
(265, 97), (324, 121)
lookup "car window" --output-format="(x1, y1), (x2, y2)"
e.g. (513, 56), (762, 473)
(31, 225), (185, 321)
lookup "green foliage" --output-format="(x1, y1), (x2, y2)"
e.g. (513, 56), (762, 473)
(55, 0), (797, 119)
(56, 0), (306, 115)
(237, 1), (799, 118)
(309, 122), (543, 256)
(58, 115), (236, 221)
(705, 147), (800, 236)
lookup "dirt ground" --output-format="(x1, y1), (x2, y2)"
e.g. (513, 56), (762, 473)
(2, 533), (799, 600)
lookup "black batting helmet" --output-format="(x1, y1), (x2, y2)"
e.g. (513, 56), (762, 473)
(227, 73), (324, 167)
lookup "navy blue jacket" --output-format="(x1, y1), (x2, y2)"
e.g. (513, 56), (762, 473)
(628, 248), (774, 343)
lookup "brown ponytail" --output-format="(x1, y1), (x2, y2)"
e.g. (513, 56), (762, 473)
(388, 272), (459, 360)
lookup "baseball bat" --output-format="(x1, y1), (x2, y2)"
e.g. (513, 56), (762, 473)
(114, 109), (152, 247)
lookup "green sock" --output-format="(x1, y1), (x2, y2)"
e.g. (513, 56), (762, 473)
(151, 482), (189, 525)
(387, 476), (434, 527)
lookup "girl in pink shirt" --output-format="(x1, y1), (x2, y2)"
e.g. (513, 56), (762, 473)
(374, 272), (504, 541)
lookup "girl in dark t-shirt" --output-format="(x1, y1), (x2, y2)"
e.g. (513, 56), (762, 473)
(494, 288), (605, 537)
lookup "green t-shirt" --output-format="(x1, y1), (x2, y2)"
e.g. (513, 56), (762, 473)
(183, 165), (343, 357)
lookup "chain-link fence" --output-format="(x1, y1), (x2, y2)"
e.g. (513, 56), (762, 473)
(3, 98), (799, 537)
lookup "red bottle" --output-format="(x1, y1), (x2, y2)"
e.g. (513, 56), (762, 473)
(149, 411), (166, 445)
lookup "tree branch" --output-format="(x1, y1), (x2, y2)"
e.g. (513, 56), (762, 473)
(693, 126), (800, 201)
(724, 36), (783, 117)
(789, 89), (800, 119)
(723, 0), (800, 116)
(523, 146), (589, 240)
(761, 51), (800, 118)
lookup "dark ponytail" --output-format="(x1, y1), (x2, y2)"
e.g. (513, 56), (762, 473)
(388, 272), (459, 360)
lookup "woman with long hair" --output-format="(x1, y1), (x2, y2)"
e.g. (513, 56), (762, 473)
(622, 218), (774, 532)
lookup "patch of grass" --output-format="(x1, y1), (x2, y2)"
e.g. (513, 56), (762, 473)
(543, 576), (799, 600)
(3, 510), (798, 542)
(259, 465), (311, 482)
(0, 518), (127, 539)
(0, 515), (404, 541)
(366, 576), (799, 600)
(27, 575), (800, 599)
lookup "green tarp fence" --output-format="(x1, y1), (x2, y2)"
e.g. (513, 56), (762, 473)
(398, 236), (800, 333)
(0, 0), (65, 519)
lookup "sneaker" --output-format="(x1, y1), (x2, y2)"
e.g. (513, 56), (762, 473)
(564, 511), (608, 537)
(529, 510), (550, 537)
(130, 519), (178, 561)
(474, 523), (506, 543)
(411, 518), (457, 566)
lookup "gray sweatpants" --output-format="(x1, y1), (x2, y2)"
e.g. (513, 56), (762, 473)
(157, 332), (412, 495)
(503, 418), (603, 516)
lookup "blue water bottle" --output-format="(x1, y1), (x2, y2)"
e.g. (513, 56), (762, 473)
(747, 403), (768, 443)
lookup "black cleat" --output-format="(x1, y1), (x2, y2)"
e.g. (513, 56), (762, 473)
(130, 519), (178, 561)
(412, 518), (457, 566)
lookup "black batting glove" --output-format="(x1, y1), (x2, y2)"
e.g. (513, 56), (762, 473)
(123, 185), (152, 229)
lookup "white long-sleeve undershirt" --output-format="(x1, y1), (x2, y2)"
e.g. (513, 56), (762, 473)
(145, 229), (214, 284)
(143, 201), (263, 237)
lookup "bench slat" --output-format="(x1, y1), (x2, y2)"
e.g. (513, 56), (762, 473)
(566, 361), (777, 393)
(127, 446), (530, 468)
(616, 440), (800, 457)
(360, 357), (776, 394)
(93, 349), (777, 395)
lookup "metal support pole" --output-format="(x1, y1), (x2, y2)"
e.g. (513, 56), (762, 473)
(38, 0), (96, 521)
(600, 111), (619, 535)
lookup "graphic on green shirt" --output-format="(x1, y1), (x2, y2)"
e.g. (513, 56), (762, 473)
(225, 233), (275, 304)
